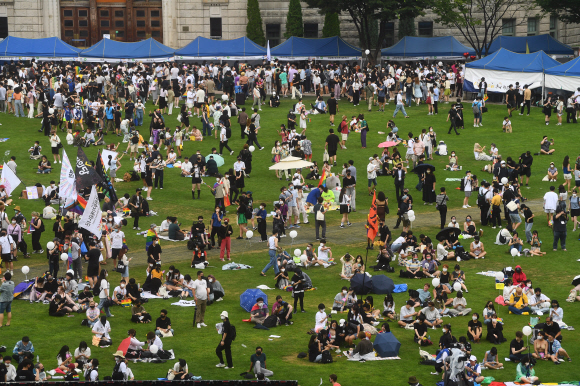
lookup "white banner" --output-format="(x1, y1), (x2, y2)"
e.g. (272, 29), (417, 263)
(59, 149), (76, 200)
(545, 74), (580, 92)
(465, 68), (543, 93)
(101, 149), (118, 171)
(0, 162), (21, 197)
(79, 186), (102, 237)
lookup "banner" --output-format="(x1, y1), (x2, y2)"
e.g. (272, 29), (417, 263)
(464, 68), (543, 93)
(59, 149), (76, 200)
(79, 186), (102, 237)
(75, 147), (103, 191)
(0, 162), (22, 197)
(101, 149), (118, 171)
(366, 191), (378, 242)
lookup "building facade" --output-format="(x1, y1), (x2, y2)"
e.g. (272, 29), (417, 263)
(0, 0), (578, 52)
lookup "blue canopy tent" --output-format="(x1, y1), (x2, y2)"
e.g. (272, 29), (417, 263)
(545, 56), (580, 92)
(79, 38), (174, 62)
(269, 36), (361, 61)
(464, 48), (559, 93)
(0, 36), (81, 60)
(174, 37), (266, 60)
(487, 34), (573, 56)
(380, 36), (475, 60)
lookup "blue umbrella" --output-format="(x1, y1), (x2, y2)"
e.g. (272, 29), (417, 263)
(372, 275), (395, 294)
(239, 289), (268, 312)
(373, 332), (401, 358)
(350, 273), (373, 295)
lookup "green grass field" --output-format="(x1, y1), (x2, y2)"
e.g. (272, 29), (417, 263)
(1, 94), (580, 385)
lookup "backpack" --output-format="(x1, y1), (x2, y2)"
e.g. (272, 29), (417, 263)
(131, 133), (139, 144)
(263, 315), (279, 328)
(111, 363), (124, 381)
(93, 280), (101, 297)
(320, 350), (333, 363)
(477, 192), (486, 207)
(225, 127), (232, 139)
(229, 324), (237, 341)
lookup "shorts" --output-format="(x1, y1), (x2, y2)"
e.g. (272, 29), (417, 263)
(87, 265), (99, 277)
(51, 147), (59, 155)
(368, 178), (377, 187)
(402, 219), (411, 228)
(571, 208), (580, 217)
(406, 154), (416, 162)
(545, 209), (555, 214)
(192, 177), (202, 184)
(195, 102), (202, 108)
(522, 168), (531, 178)
(401, 319), (414, 324)
(141, 172), (146, 179)
(564, 173), (572, 180)
(328, 150), (337, 157)
(378, 96), (385, 103)
(474, 113), (481, 119)
(575, 180), (580, 187)
(110, 169), (117, 178)
(509, 214), (521, 224)
(0, 301), (12, 313)
(208, 93), (215, 97)
(187, 102), (194, 109)
(288, 206), (299, 217)
(341, 133), (348, 141)
(464, 191), (472, 198)
(1, 253), (12, 262)
(130, 144), (139, 152)
(74, 119), (82, 124)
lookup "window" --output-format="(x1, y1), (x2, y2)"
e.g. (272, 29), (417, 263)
(151, 20), (160, 27)
(79, 20), (88, 27)
(0, 17), (7, 39)
(63, 10), (73, 17)
(100, 10), (109, 17)
(550, 16), (558, 39)
(151, 10), (160, 17)
(101, 20), (110, 27)
(64, 20), (73, 27)
(116, 31), (124, 38)
(527, 18), (538, 36)
(64, 30), (74, 37)
(79, 10), (88, 17)
(418, 21), (433, 37)
(502, 18), (515, 36)
(102, 30), (110, 36)
(304, 23), (318, 38)
(210, 18), (222, 39)
(137, 31), (146, 38)
(182, 26), (189, 32)
(115, 20), (124, 27)
(79, 30), (88, 37)
(137, 20), (145, 27)
(115, 11), (123, 17)
(152, 31), (160, 37)
(136, 10), (145, 17)
(381, 21), (395, 47)
(266, 24), (281, 46)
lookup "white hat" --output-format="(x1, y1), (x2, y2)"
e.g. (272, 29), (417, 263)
(220, 311), (229, 318)
(469, 355), (477, 361)
(369, 157), (374, 161)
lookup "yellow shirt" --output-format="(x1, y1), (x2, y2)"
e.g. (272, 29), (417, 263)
(509, 292), (528, 309)
(491, 195), (502, 206)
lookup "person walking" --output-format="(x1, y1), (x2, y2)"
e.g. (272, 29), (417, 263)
(193, 270), (209, 329)
(435, 188), (449, 229)
(393, 90), (409, 118)
(219, 123), (233, 156)
(0, 272), (14, 327)
(216, 311), (234, 369)
(261, 231), (280, 277)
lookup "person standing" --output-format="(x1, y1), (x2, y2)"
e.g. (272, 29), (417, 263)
(129, 189), (143, 230)
(393, 89), (409, 118)
(29, 212), (44, 254)
(393, 163), (405, 204)
(543, 185), (559, 224)
(552, 207), (568, 251)
(261, 231), (280, 277)
(313, 197), (327, 240)
(216, 311), (234, 369)
(219, 218), (233, 262)
(237, 107), (248, 139)
(219, 123), (233, 156)
(520, 85), (531, 116)
(193, 271), (209, 329)
(435, 188), (449, 229)
(0, 272), (14, 327)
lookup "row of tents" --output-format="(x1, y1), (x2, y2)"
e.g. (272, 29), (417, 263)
(0, 35), (578, 92)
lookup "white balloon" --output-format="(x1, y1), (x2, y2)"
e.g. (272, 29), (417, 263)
(495, 272), (504, 281)
(249, 146), (255, 152)
(294, 248), (301, 257)
(407, 210), (415, 222)
(522, 326), (532, 336)
(456, 256), (461, 262)
(365, 49), (370, 55)
(511, 248), (519, 257)
(300, 255), (307, 263)
(60, 253), (68, 261)
(221, 94), (229, 101)
(289, 230), (298, 239)
(49, 108), (54, 114)
(149, 344), (159, 354)
(453, 282), (462, 292)
(246, 230), (254, 239)
(501, 177), (508, 185)
(21, 266), (30, 274)
(47, 242), (55, 250)
(432, 278), (440, 287)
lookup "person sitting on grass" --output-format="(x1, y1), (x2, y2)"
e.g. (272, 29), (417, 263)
(466, 355), (484, 383)
(529, 231), (546, 256)
(37, 155), (52, 174)
(509, 331), (529, 363)
(130, 300), (152, 324)
(532, 331), (549, 361)
(546, 333), (571, 364)
(398, 300), (417, 327)
(468, 235), (487, 259)
(515, 356), (539, 384)
(250, 297), (269, 325)
(419, 301), (443, 328)
(503, 117), (512, 133)
(483, 347), (503, 369)
(467, 313), (483, 343)
(547, 162), (558, 182)
(509, 287), (531, 315)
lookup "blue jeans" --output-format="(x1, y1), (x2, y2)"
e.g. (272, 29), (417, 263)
(553, 231), (567, 250)
(202, 121), (211, 136)
(510, 244), (522, 253)
(88, 319), (98, 327)
(508, 306), (531, 315)
(97, 297), (112, 317)
(525, 222), (533, 243)
(393, 103), (407, 118)
(14, 100), (24, 117)
(261, 249), (279, 275)
(135, 109), (144, 126)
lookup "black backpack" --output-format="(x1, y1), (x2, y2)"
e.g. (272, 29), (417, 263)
(477, 192), (486, 207)
(93, 280), (101, 297)
(320, 350), (333, 363)
(229, 324), (237, 341)
(225, 127), (232, 139)
(111, 363), (124, 380)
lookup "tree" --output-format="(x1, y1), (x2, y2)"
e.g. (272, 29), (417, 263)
(535, 0), (580, 24)
(322, 12), (341, 38)
(304, 0), (430, 64)
(246, 0), (266, 46)
(285, 0), (304, 38)
(431, 0), (535, 58)
(398, 17), (416, 39)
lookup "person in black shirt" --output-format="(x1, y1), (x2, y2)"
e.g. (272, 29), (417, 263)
(155, 309), (173, 336)
(543, 316), (562, 341)
(49, 295), (67, 317)
(0, 354), (7, 382)
(147, 237), (162, 264)
(15, 359), (38, 382)
(325, 129), (340, 166)
(269, 92), (280, 108)
(78, 286), (94, 306)
(439, 324), (457, 349)
(509, 331), (529, 362)
(447, 105), (460, 135)
(216, 311), (234, 368)
(327, 94), (338, 126)
(125, 97), (135, 121)
(454, 98), (464, 128)
(287, 110), (296, 131)
(414, 315), (430, 345)
(44, 274), (58, 300)
(467, 313), (483, 342)
(506, 85), (517, 117)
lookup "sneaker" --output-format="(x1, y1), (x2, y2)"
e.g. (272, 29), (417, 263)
(340, 224), (345, 228)
(216, 363), (226, 368)
(146, 197), (153, 201)
(462, 205), (468, 208)
(39, 249), (44, 254)
(224, 367), (234, 369)
(197, 323), (201, 329)
(347, 222), (352, 227)
(230, 151), (234, 155)
(133, 227), (137, 230)
(294, 225), (300, 228)
(200, 322), (207, 327)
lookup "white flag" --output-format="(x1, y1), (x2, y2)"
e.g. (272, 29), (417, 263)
(79, 185), (102, 237)
(101, 149), (118, 171)
(0, 162), (22, 197)
(266, 40), (271, 62)
(59, 149), (76, 199)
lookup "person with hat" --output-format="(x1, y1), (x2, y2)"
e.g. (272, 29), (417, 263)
(111, 351), (127, 380)
(465, 355), (484, 383)
(408, 376), (423, 386)
(216, 310), (234, 369)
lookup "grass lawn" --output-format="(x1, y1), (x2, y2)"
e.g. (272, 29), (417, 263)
(1, 94), (579, 385)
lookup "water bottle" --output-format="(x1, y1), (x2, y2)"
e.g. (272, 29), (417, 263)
(37, 355), (40, 363)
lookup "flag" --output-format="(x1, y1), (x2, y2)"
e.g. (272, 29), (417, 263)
(64, 194), (87, 215)
(318, 170), (327, 188)
(266, 40), (271, 62)
(101, 149), (118, 171)
(95, 150), (106, 180)
(146, 228), (158, 252)
(526, 42), (530, 54)
(0, 162), (22, 197)
(366, 191), (378, 241)
(59, 149), (76, 200)
(75, 147), (103, 191)
(78, 186), (102, 238)
(95, 150), (118, 204)
(483, 94), (489, 102)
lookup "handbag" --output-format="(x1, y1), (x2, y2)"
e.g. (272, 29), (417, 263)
(426, 96), (431, 104)
(415, 181), (423, 191)
(115, 260), (125, 273)
(57, 142), (63, 149)
(316, 208), (325, 221)
(323, 149), (329, 162)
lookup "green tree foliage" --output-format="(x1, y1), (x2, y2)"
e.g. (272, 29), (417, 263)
(534, 0), (580, 24)
(285, 0), (304, 38)
(246, 0), (266, 46)
(322, 12), (341, 38)
(398, 17), (416, 39)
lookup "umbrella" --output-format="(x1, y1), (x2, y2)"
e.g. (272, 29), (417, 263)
(372, 275), (395, 294)
(436, 227), (461, 242)
(572, 275), (580, 286)
(206, 154), (224, 167)
(269, 157), (314, 170)
(239, 289), (268, 312)
(350, 273), (373, 295)
(414, 163), (436, 174)
(378, 141), (397, 148)
(373, 332), (401, 357)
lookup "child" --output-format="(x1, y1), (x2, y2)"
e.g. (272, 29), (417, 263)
(66, 129), (74, 145)
(502, 117), (512, 133)
(28, 141), (43, 160)
(529, 230), (546, 256)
